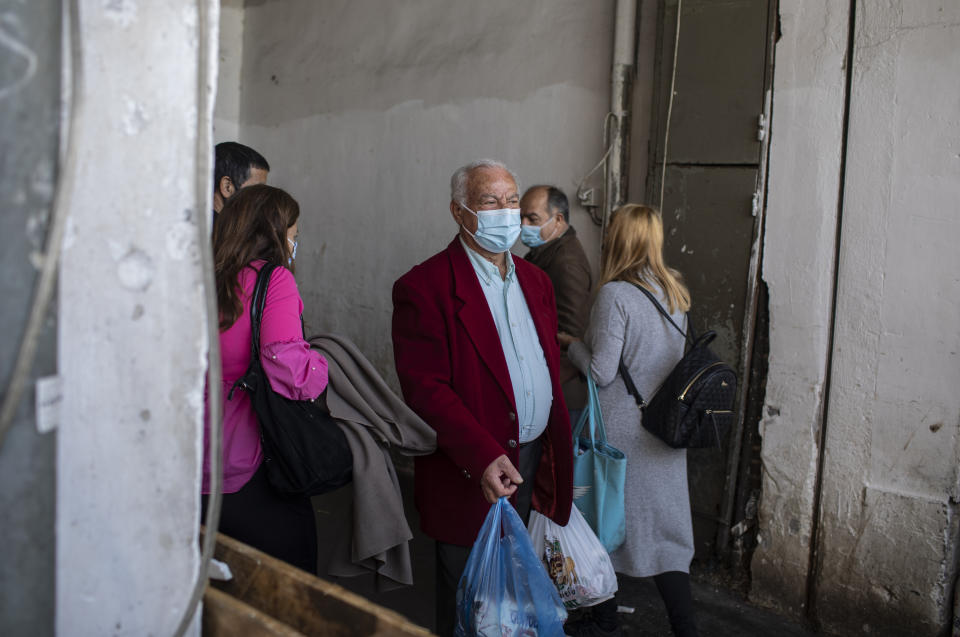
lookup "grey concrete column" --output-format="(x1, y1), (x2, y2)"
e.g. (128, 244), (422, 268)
(55, 1), (217, 634)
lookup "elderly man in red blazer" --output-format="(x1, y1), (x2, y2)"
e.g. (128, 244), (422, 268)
(392, 159), (573, 636)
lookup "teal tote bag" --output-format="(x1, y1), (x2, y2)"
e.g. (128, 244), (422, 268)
(572, 375), (627, 552)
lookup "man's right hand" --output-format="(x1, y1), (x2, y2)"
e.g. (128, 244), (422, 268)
(480, 454), (523, 504)
(557, 331), (580, 351)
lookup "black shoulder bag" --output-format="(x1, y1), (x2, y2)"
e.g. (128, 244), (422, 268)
(229, 263), (352, 496)
(618, 283), (737, 449)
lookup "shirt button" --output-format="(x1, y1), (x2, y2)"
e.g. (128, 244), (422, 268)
(519, 356), (524, 361)
(508, 439), (518, 448)
(462, 469), (471, 479)
(272, 355), (277, 359)
(508, 412), (516, 421)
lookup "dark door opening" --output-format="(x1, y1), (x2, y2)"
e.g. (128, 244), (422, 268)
(641, 0), (778, 579)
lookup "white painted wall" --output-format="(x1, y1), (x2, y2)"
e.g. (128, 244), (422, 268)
(237, 0), (614, 381)
(813, 1), (960, 633)
(55, 1), (216, 634)
(752, 0), (849, 616)
(755, 0), (960, 632)
(214, 0), (243, 143)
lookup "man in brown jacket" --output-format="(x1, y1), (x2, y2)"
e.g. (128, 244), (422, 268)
(519, 185), (593, 411)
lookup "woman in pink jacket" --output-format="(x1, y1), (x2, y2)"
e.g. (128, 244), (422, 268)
(202, 184), (328, 573)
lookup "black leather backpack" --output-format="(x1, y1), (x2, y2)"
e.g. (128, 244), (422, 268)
(618, 283), (737, 449)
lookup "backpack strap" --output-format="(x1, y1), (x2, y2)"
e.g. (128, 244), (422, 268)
(618, 280), (691, 409)
(625, 281), (695, 343)
(619, 359), (646, 409)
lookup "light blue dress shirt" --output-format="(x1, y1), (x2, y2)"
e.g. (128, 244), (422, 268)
(460, 238), (553, 443)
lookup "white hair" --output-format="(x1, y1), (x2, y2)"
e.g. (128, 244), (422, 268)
(449, 159), (521, 204)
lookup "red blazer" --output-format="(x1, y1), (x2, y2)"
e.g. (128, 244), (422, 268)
(392, 237), (574, 546)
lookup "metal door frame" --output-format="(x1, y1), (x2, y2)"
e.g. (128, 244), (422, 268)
(644, 0), (781, 562)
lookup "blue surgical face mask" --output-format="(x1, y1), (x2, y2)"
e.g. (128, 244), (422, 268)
(520, 215), (558, 248)
(287, 237), (298, 265)
(459, 203), (521, 253)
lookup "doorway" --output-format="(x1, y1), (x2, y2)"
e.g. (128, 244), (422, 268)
(642, 0), (778, 569)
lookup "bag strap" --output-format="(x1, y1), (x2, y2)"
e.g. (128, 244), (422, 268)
(619, 359), (647, 409)
(618, 281), (691, 409)
(572, 375), (606, 443)
(248, 263), (277, 357)
(228, 263), (277, 399)
(625, 280), (695, 342)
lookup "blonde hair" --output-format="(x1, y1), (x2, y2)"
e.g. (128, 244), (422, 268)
(599, 204), (691, 313)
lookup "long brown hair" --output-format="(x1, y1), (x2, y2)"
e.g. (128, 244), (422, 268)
(599, 204), (690, 313)
(213, 184), (300, 330)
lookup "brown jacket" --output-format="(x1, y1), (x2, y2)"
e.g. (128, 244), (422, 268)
(524, 227), (593, 408)
(523, 226), (592, 337)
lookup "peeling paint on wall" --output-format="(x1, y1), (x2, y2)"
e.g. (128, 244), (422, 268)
(755, 0), (960, 632)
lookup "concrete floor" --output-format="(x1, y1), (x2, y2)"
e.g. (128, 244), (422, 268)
(312, 472), (816, 636)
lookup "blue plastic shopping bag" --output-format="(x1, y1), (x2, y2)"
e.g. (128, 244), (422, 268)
(572, 375), (626, 552)
(455, 497), (567, 636)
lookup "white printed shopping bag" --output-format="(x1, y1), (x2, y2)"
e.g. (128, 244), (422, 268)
(527, 505), (618, 609)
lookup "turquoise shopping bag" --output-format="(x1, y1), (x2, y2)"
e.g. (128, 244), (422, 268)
(572, 375), (626, 552)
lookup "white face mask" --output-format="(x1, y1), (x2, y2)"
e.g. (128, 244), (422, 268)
(459, 203), (522, 253)
(287, 237), (298, 265)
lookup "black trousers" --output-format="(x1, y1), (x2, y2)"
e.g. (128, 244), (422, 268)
(201, 462), (318, 574)
(434, 437), (543, 637)
(653, 571), (699, 637)
(587, 571), (698, 637)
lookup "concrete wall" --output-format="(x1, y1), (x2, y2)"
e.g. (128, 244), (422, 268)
(214, 0), (244, 142)
(813, 1), (960, 634)
(752, 0), (850, 617)
(237, 0), (615, 380)
(0, 2), (60, 634)
(755, 0), (960, 633)
(55, 1), (216, 634)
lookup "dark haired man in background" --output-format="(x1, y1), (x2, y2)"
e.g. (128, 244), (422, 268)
(520, 185), (593, 413)
(213, 141), (270, 220)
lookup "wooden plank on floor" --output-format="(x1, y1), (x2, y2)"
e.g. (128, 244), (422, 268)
(203, 586), (305, 636)
(207, 531), (433, 636)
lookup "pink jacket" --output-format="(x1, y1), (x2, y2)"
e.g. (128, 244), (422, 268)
(203, 261), (328, 493)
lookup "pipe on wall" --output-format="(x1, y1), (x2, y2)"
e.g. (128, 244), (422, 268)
(603, 0), (638, 230)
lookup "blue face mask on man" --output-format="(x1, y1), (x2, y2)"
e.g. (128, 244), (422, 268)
(519, 215), (558, 248)
(459, 203), (521, 253)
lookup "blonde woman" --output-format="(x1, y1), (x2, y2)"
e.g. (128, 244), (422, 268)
(559, 204), (698, 637)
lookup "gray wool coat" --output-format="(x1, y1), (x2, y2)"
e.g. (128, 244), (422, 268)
(567, 280), (694, 577)
(309, 333), (437, 590)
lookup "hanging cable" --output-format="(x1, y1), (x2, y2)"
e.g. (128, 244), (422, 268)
(659, 0), (683, 212)
(576, 111), (616, 227)
(0, 0), (84, 445)
(173, 0), (223, 634)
